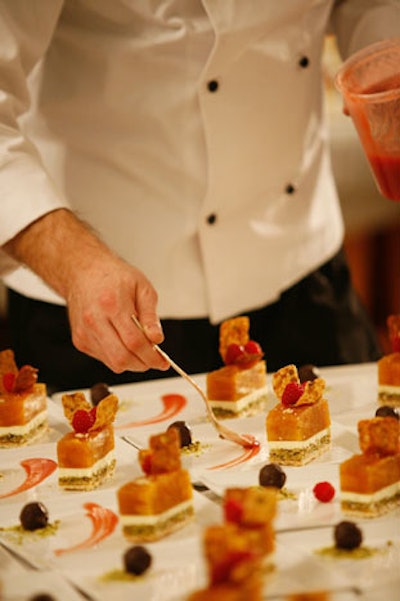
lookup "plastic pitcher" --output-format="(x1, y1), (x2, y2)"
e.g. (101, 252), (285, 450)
(335, 38), (400, 201)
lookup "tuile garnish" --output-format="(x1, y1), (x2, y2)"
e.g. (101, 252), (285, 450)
(14, 365), (38, 392)
(62, 391), (118, 432)
(0, 349), (38, 394)
(272, 364), (325, 407)
(219, 316), (250, 363)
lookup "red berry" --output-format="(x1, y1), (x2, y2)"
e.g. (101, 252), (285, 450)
(244, 340), (262, 355)
(225, 343), (245, 365)
(282, 382), (305, 407)
(313, 481), (335, 503)
(224, 497), (244, 524)
(72, 409), (96, 433)
(2, 372), (16, 393)
(141, 452), (153, 475)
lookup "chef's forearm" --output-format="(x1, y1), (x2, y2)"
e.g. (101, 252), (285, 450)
(2, 208), (114, 300)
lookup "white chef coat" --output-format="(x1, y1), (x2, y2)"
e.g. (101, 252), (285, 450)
(0, 0), (399, 323)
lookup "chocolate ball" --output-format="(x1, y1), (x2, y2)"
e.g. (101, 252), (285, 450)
(90, 382), (111, 406)
(124, 545), (152, 575)
(19, 502), (49, 531)
(334, 521), (363, 550)
(298, 364), (320, 383)
(375, 405), (399, 420)
(167, 420), (193, 447)
(258, 463), (287, 489)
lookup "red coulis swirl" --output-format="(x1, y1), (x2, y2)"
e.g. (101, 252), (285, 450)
(116, 393), (187, 428)
(0, 458), (57, 499)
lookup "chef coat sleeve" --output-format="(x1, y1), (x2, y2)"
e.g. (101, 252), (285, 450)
(0, 1), (68, 274)
(331, 0), (400, 58)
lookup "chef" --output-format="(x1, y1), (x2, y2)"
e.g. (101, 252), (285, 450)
(0, 0), (398, 391)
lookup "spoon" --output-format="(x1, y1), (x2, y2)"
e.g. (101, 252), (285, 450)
(131, 314), (258, 449)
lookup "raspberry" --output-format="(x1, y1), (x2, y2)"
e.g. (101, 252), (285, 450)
(72, 408), (96, 433)
(224, 497), (243, 524)
(2, 372), (16, 393)
(140, 451), (153, 475)
(282, 382), (305, 407)
(313, 481), (335, 503)
(244, 340), (262, 355)
(225, 343), (245, 365)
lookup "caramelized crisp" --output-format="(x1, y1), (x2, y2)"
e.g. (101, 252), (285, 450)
(62, 392), (92, 422)
(219, 316), (250, 362)
(296, 378), (325, 407)
(272, 364), (325, 406)
(14, 365), (38, 392)
(91, 394), (118, 430)
(272, 364), (298, 399)
(0, 349), (18, 381)
(0, 350), (38, 394)
(358, 417), (400, 456)
(62, 391), (118, 430)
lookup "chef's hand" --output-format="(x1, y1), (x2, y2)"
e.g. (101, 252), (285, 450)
(3, 208), (170, 374)
(66, 255), (170, 374)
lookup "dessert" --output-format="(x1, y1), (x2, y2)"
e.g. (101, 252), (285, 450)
(0, 349), (48, 447)
(222, 486), (277, 560)
(266, 364), (331, 466)
(206, 316), (268, 417)
(188, 486), (277, 601)
(57, 391), (118, 491)
(340, 415), (400, 516)
(117, 428), (193, 542)
(377, 314), (400, 407)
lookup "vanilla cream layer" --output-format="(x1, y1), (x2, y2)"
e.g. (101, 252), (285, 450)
(58, 449), (115, 478)
(209, 386), (269, 411)
(378, 385), (400, 393)
(120, 499), (193, 526)
(268, 427), (330, 449)
(341, 481), (399, 504)
(0, 410), (47, 436)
